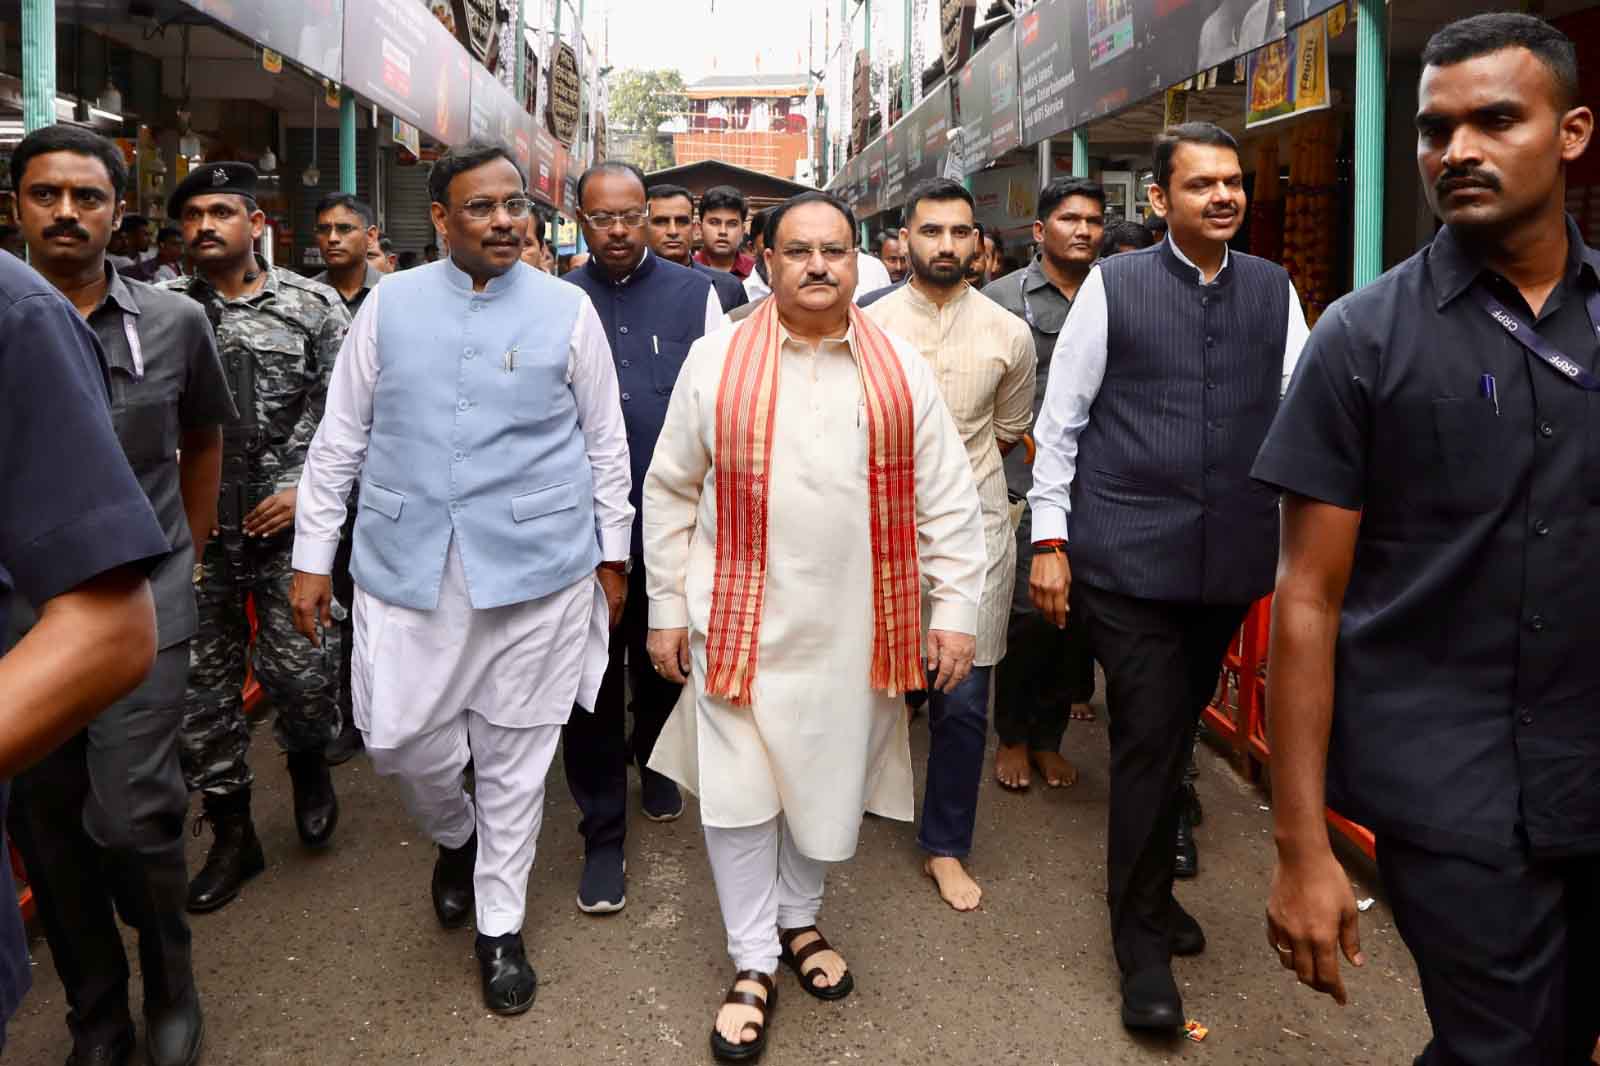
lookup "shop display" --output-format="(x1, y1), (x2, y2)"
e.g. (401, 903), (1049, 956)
(1280, 114), (1339, 325)
(1246, 137), (1284, 264)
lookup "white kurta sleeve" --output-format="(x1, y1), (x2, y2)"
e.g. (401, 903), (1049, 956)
(1282, 277), (1311, 397)
(901, 346), (986, 636)
(1027, 266), (1110, 544)
(292, 285), (382, 575)
(993, 316), (1038, 446)
(568, 298), (635, 562)
(704, 287), (725, 335)
(642, 334), (716, 630)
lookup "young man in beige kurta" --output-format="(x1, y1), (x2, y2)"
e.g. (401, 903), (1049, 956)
(642, 193), (985, 1060)
(866, 178), (1037, 913)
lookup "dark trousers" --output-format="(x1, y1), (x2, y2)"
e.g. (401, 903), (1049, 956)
(993, 506), (1093, 750)
(919, 665), (992, 858)
(332, 502), (357, 730)
(563, 563), (681, 855)
(1377, 837), (1600, 1066)
(8, 646), (194, 1047)
(1074, 582), (1247, 975)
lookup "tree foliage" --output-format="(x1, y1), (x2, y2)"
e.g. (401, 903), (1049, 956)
(606, 68), (687, 172)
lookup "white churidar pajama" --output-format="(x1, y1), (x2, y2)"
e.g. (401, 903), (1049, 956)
(704, 817), (826, 975)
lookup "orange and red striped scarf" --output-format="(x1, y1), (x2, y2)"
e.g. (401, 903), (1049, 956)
(705, 296), (923, 707)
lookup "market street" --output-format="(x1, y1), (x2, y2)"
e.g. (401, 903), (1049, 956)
(8, 704), (1430, 1065)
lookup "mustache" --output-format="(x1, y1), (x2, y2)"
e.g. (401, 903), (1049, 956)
(1437, 167), (1502, 194)
(190, 232), (224, 249)
(43, 221), (91, 241)
(801, 274), (837, 287)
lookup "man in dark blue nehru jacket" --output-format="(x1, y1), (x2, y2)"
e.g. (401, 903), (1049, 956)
(1028, 122), (1309, 1032)
(563, 161), (723, 916)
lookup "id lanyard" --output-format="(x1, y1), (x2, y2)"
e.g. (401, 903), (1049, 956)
(1476, 283), (1600, 391)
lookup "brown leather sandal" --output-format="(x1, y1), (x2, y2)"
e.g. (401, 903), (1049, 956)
(709, 969), (776, 1063)
(778, 925), (855, 1001)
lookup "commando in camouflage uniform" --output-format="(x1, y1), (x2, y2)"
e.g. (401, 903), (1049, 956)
(163, 260), (350, 796)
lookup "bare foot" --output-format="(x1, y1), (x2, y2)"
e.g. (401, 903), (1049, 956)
(994, 742), (1031, 790)
(714, 975), (770, 1046)
(1070, 702), (1096, 721)
(783, 928), (847, 989)
(1029, 749), (1079, 788)
(923, 856), (983, 911)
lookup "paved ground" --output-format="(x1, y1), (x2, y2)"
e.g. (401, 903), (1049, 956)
(8, 699), (1433, 1065)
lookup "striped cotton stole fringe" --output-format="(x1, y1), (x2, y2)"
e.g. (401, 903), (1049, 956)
(704, 297), (924, 706)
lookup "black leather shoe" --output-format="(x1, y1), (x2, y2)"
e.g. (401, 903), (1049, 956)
(324, 719), (364, 766)
(1120, 965), (1184, 1032)
(186, 791), (266, 914)
(475, 932), (537, 1016)
(64, 1027), (134, 1066)
(1181, 781), (1204, 827)
(287, 750), (338, 847)
(145, 993), (204, 1066)
(1171, 901), (1206, 957)
(432, 832), (477, 929)
(1174, 810), (1199, 880)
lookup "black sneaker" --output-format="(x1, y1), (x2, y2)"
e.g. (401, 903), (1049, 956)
(640, 768), (684, 822)
(576, 848), (626, 914)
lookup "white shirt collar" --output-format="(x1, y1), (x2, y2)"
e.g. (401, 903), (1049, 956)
(1166, 234), (1231, 286)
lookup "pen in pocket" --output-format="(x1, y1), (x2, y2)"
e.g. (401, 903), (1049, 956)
(1479, 373), (1499, 416)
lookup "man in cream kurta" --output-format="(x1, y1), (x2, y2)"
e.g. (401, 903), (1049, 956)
(642, 192), (984, 1061)
(290, 142), (633, 1018)
(866, 178), (1036, 914)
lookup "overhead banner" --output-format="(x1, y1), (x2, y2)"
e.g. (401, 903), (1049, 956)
(177, 0), (344, 82)
(469, 62), (535, 178)
(904, 80), (954, 190)
(1018, 0), (1076, 145)
(530, 123), (561, 207)
(958, 21), (1020, 175)
(343, 0), (472, 146)
(1245, 14), (1331, 128)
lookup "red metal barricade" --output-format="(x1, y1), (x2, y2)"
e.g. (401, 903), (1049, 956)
(1207, 595), (1376, 861)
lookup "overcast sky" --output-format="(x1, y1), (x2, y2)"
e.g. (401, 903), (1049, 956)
(598, 0), (916, 83)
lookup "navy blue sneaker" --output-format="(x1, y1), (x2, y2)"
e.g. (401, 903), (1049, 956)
(577, 848), (626, 914)
(640, 768), (684, 822)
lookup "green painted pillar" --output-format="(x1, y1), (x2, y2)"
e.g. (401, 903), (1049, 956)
(577, 0), (587, 163)
(22, 0), (56, 133)
(1071, 129), (1088, 178)
(513, 0), (527, 104)
(901, 0), (913, 115)
(339, 89), (358, 195)
(1353, 0), (1387, 287)
(863, 0), (871, 61)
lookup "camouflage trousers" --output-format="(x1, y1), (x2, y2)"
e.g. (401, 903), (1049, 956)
(182, 528), (341, 796)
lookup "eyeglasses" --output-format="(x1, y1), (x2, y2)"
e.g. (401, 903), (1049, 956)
(314, 222), (364, 237)
(778, 243), (853, 264)
(583, 210), (647, 230)
(458, 196), (534, 220)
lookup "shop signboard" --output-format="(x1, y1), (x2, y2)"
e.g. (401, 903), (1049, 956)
(425, 1), (511, 75)
(957, 21), (1020, 175)
(530, 122), (560, 207)
(343, 0), (473, 146)
(1244, 14), (1331, 128)
(941, 0), (977, 75)
(392, 117), (421, 159)
(904, 80), (953, 190)
(851, 50), (873, 156)
(1018, 0), (1076, 145)
(863, 139), (885, 218)
(469, 63), (535, 177)
(548, 42), (581, 145)
(880, 127), (907, 213)
(177, 0), (344, 82)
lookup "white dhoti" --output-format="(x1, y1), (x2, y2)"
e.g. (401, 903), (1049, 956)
(354, 536), (609, 936)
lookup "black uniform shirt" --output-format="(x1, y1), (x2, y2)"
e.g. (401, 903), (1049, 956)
(0, 251), (169, 1047)
(91, 266), (236, 649)
(1252, 218), (1600, 863)
(984, 257), (1073, 498)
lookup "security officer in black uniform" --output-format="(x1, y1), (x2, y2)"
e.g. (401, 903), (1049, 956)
(1255, 14), (1600, 1065)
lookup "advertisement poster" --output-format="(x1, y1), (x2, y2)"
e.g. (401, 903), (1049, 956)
(957, 23), (1018, 175)
(343, 0), (472, 146)
(880, 128), (907, 213)
(178, 0), (344, 82)
(1018, 0), (1076, 145)
(470, 63), (534, 178)
(905, 80), (954, 190)
(1245, 15), (1330, 128)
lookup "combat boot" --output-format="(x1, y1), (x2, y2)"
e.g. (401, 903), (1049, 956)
(186, 790), (265, 914)
(286, 749), (339, 847)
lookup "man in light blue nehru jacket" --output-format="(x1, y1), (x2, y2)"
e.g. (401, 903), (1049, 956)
(288, 138), (633, 1017)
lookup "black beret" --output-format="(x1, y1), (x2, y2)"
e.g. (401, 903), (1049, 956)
(167, 162), (259, 219)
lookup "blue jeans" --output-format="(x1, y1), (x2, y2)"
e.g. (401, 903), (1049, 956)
(918, 665), (992, 859)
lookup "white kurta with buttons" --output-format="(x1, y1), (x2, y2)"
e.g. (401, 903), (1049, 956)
(643, 321), (986, 862)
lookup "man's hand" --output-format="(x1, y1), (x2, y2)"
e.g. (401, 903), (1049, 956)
(1265, 847), (1366, 1005)
(1029, 548), (1071, 628)
(243, 487), (297, 538)
(290, 571), (334, 646)
(925, 629), (975, 693)
(647, 627), (691, 684)
(597, 566), (627, 629)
